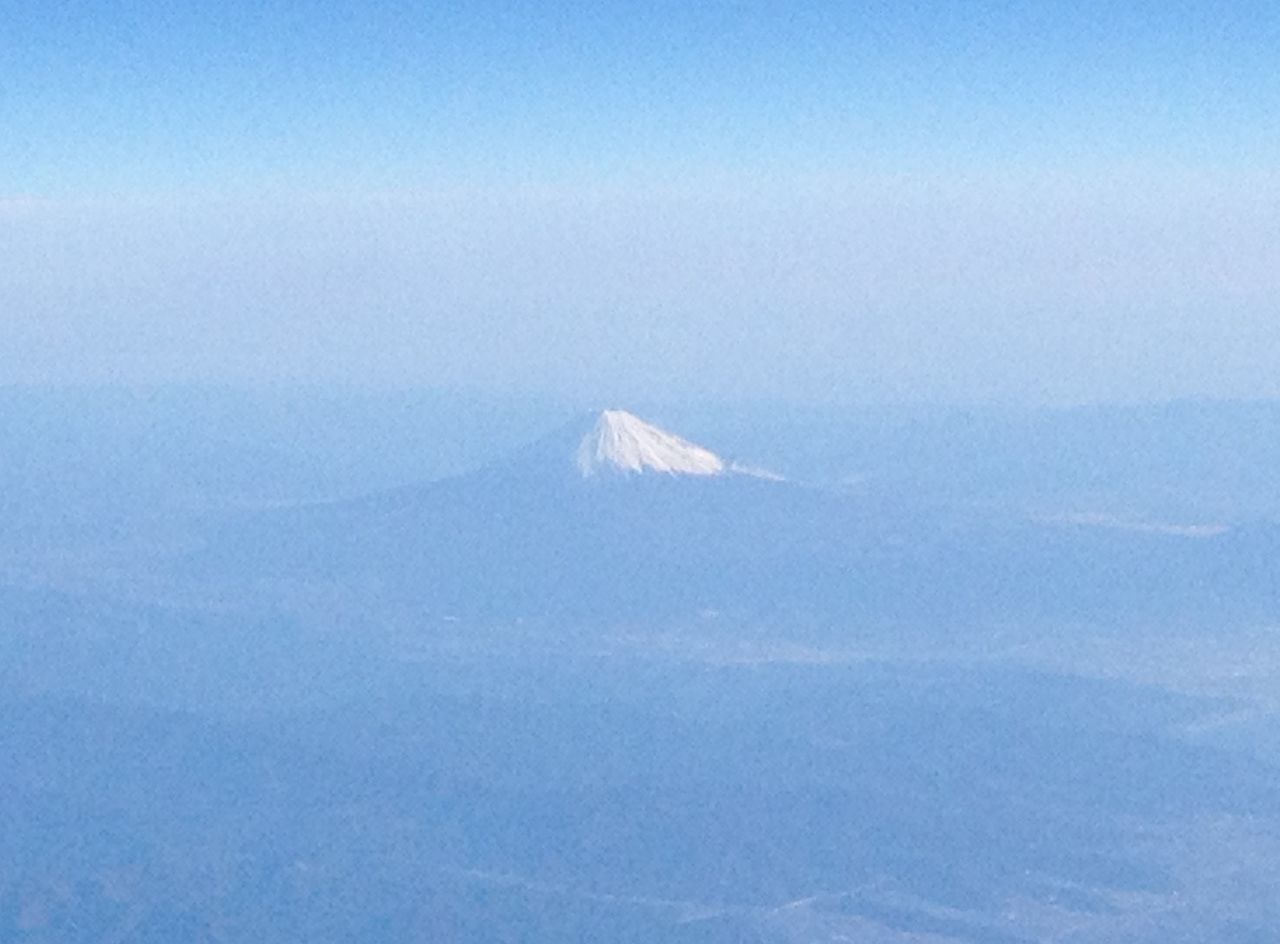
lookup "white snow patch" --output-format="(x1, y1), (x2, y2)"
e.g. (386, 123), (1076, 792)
(729, 462), (786, 482)
(575, 410), (727, 478)
(1042, 511), (1230, 538)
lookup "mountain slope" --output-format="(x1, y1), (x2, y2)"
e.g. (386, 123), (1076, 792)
(202, 410), (871, 618)
(199, 410), (1280, 627)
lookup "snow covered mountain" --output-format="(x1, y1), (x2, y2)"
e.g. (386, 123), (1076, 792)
(574, 410), (726, 478)
(202, 408), (847, 618)
(478, 409), (781, 487)
(200, 408), (1280, 627)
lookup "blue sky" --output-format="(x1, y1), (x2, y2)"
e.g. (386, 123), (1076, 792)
(2, 1), (1278, 401)
(7, 0), (1280, 193)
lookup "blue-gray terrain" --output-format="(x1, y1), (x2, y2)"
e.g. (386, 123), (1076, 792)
(3, 389), (1280, 943)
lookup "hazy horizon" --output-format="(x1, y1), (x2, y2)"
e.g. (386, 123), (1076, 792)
(5, 1), (1279, 402)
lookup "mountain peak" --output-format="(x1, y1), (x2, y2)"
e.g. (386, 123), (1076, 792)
(574, 410), (727, 478)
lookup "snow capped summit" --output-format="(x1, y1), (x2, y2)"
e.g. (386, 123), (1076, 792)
(574, 410), (727, 478)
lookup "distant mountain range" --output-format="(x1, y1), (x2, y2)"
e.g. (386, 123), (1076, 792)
(201, 409), (1280, 628)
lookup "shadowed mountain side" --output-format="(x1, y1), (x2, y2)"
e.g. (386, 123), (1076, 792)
(199, 470), (885, 620)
